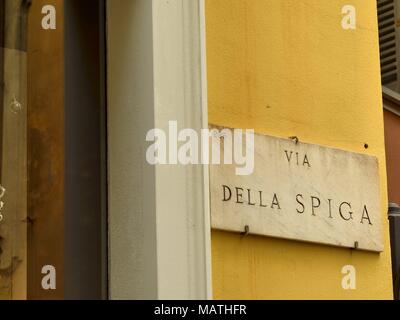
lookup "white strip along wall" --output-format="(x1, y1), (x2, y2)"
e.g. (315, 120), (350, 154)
(107, 0), (212, 299)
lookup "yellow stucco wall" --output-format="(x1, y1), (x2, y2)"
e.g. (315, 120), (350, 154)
(206, 0), (393, 299)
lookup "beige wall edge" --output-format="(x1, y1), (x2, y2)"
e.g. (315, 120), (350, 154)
(107, 0), (212, 300)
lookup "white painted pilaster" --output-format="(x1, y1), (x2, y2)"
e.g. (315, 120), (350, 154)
(107, 0), (212, 300)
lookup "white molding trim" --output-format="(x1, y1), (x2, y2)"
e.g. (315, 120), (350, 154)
(199, 0), (213, 300)
(383, 86), (400, 117)
(107, 0), (212, 300)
